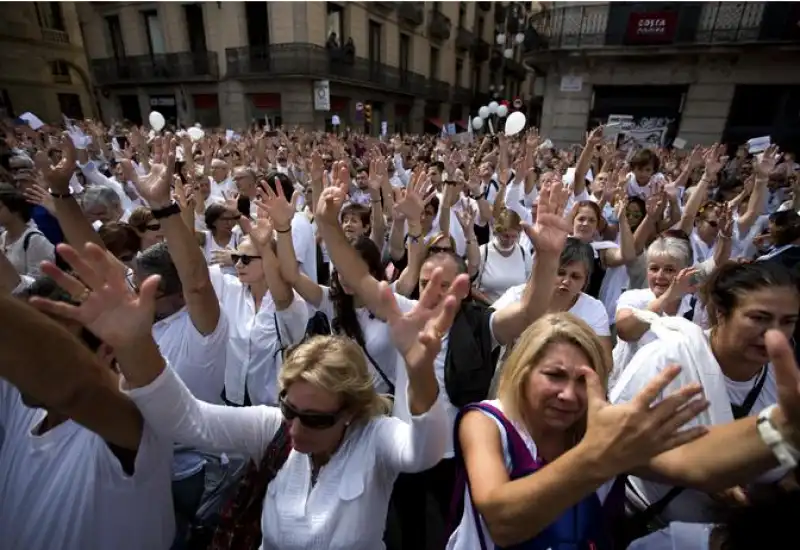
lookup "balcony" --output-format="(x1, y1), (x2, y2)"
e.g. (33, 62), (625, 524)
(525, 2), (800, 52)
(397, 2), (424, 27)
(428, 10), (452, 42)
(427, 79), (451, 102)
(453, 85), (472, 105)
(472, 38), (491, 62)
(504, 57), (528, 81)
(225, 44), (432, 97)
(41, 28), (70, 44)
(456, 27), (475, 51)
(372, 2), (394, 12)
(91, 51), (219, 86)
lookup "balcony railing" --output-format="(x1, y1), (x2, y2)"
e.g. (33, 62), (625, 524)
(91, 51), (219, 85)
(41, 28), (70, 44)
(428, 10), (452, 41)
(427, 79), (452, 102)
(525, 2), (800, 52)
(397, 2), (425, 27)
(453, 85), (472, 105)
(225, 44), (439, 98)
(456, 27), (475, 51)
(372, 2), (395, 12)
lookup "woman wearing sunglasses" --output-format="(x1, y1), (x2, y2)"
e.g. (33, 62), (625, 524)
(30, 239), (465, 550)
(127, 206), (164, 251)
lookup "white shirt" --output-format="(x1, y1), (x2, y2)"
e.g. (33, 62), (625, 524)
(446, 399), (616, 550)
(209, 266), (309, 405)
(612, 336), (781, 523)
(209, 176), (235, 201)
(476, 242), (533, 304)
(497, 287), (610, 338)
(313, 288), (414, 394)
(291, 212), (318, 284)
(0, 222), (54, 277)
(125, 364), (448, 550)
(626, 172), (667, 200)
(0, 380), (174, 550)
(202, 230), (242, 277)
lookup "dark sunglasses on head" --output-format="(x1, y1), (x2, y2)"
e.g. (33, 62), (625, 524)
(231, 253), (262, 266)
(428, 245), (452, 254)
(279, 393), (343, 429)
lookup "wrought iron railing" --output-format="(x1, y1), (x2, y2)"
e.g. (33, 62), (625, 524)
(41, 28), (70, 44)
(397, 2), (425, 26)
(226, 43), (446, 99)
(525, 2), (800, 51)
(428, 10), (452, 41)
(91, 51), (219, 85)
(456, 26), (476, 51)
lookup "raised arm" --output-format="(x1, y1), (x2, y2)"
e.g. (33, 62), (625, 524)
(124, 136), (220, 335)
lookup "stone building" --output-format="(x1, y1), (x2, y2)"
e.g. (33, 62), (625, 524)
(0, 2), (96, 122)
(78, 1), (534, 134)
(523, 1), (800, 150)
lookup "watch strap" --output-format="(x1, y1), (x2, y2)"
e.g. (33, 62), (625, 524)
(757, 405), (799, 468)
(151, 201), (181, 220)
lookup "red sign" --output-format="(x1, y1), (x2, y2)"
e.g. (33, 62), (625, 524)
(625, 11), (678, 44)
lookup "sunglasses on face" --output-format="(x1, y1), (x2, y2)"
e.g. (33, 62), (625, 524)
(705, 219), (719, 229)
(279, 393), (343, 429)
(428, 245), (452, 254)
(231, 254), (262, 266)
(145, 223), (161, 232)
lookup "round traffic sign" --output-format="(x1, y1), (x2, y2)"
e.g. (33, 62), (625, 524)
(355, 102), (364, 111)
(513, 98), (523, 109)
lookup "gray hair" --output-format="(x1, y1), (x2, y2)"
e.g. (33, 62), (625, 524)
(559, 237), (595, 279)
(81, 186), (122, 212)
(135, 242), (183, 296)
(646, 236), (693, 268)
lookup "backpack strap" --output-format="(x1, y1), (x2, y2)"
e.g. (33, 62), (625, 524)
(22, 231), (45, 272)
(474, 242), (490, 288)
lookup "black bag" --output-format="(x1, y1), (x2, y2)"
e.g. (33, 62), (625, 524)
(444, 301), (496, 408)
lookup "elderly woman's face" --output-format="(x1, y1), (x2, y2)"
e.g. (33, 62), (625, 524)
(646, 255), (683, 298)
(85, 204), (121, 225)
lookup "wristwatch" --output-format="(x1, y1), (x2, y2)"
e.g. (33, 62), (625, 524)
(757, 405), (799, 468)
(151, 201), (182, 220)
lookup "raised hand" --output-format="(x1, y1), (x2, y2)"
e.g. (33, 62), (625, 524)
(380, 267), (470, 369)
(255, 178), (295, 231)
(667, 266), (699, 298)
(29, 243), (159, 349)
(22, 182), (56, 214)
(765, 330), (800, 448)
(315, 186), (347, 227)
(41, 132), (77, 193)
(124, 135), (176, 209)
(248, 217), (274, 250)
(753, 144), (781, 179)
(580, 364), (709, 476)
(522, 180), (571, 256)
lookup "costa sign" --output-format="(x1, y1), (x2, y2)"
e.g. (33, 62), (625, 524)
(625, 11), (678, 44)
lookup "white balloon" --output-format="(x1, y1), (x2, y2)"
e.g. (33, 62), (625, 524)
(187, 126), (205, 142)
(504, 111), (527, 137)
(148, 111), (165, 132)
(488, 101), (499, 114)
(496, 33), (506, 45)
(504, 48), (514, 59)
(515, 32), (525, 44)
(472, 117), (484, 130)
(497, 105), (509, 118)
(478, 106), (490, 119)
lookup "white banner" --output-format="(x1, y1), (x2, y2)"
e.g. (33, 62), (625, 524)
(314, 80), (330, 111)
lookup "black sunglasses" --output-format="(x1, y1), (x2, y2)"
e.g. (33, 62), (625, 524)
(231, 254), (262, 266)
(705, 219), (719, 229)
(145, 223), (161, 232)
(279, 393), (343, 429)
(428, 245), (452, 254)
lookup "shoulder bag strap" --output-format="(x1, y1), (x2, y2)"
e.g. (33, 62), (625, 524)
(359, 341), (395, 395)
(475, 243), (490, 288)
(731, 366), (768, 420)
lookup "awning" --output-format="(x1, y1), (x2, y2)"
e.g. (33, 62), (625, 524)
(426, 118), (444, 128)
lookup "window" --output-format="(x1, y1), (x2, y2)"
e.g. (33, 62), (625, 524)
(245, 2), (269, 49)
(368, 21), (382, 63)
(458, 2), (467, 27)
(429, 46), (440, 80)
(58, 93), (83, 120)
(183, 4), (207, 53)
(326, 3), (344, 45)
(399, 33), (410, 73)
(35, 2), (65, 30)
(51, 60), (71, 84)
(105, 15), (125, 59)
(477, 16), (485, 40)
(455, 58), (464, 88)
(142, 10), (166, 55)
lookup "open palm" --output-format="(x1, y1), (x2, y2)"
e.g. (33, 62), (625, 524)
(255, 178), (295, 229)
(124, 136), (176, 207)
(29, 243), (158, 349)
(524, 181), (571, 255)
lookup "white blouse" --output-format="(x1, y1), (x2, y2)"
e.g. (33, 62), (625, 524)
(125, 365), (448, 550)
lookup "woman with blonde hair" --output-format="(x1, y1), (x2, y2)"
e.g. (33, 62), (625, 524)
(31, 238), (470, 550)
(446, 309), (800, 550)
(474, 208), (533, 304)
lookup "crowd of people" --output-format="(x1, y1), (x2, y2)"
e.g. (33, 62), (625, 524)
(1, 115), (799, 550)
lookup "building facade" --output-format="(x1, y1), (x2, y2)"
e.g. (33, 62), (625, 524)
(0, 2), (96, 122)
(78, 1), (534, 134)
(523, 1), (800, 150)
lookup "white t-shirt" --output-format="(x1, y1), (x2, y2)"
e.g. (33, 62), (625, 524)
(446, 399), (616, 550)
(612, 336), (782, 523)
(291, 211), (318, 284)
(0, 380), (174, 550)
(626, 172), (667, 200)
(314, 287), (415, 394)
(0, 222), (54, 277)
(476, 242), (533, 304)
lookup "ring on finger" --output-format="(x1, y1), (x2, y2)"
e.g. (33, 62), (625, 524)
(75, 287), (92, 304)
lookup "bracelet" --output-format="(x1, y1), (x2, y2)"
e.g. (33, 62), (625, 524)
(407, 233), (421, 244)
(276, 225), (292, 234)
(49, 189), (72, 199)
(757, 405), (799, 468)
(150, 201), (181, 220)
